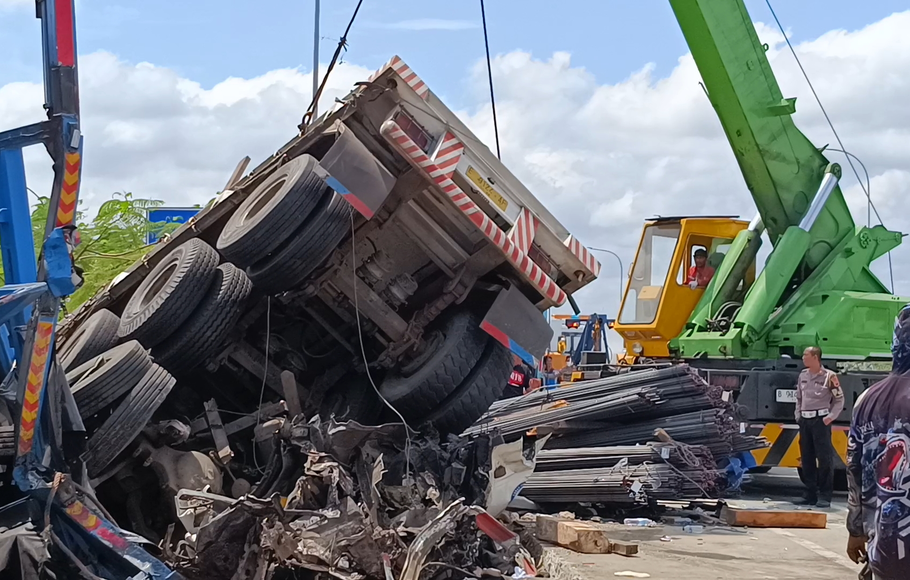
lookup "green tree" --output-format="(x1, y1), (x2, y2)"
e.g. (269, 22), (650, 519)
(19, 192), (182, 312)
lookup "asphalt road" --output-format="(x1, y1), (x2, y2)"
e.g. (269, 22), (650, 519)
(545, 467), (861, 580)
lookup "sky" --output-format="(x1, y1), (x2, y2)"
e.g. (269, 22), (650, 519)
(2, 0), (909, 354)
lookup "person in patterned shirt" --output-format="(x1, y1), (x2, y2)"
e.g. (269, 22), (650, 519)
(846, 304), (910, 580)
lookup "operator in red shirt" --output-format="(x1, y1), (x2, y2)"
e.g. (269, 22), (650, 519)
(686, 248), (715, 289)
(501, 354), (540, 399)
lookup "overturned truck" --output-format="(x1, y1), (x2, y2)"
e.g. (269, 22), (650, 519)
(54, 56), (598, 539)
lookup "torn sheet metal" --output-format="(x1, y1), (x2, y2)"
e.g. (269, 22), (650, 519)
(486, 433), (550, 516)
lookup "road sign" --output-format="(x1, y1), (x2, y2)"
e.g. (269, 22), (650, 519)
(146, 207), (200, 244)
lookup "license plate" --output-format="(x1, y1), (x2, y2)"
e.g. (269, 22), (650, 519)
(465, 165), (509, 212)
(775, 389), (797, 403)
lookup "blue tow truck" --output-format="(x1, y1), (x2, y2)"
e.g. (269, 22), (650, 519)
(0, 1), (181, 576)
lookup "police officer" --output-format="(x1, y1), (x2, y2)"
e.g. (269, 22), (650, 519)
(795, 346), (844, 508)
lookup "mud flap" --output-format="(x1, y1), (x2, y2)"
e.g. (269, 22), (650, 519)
(314, 123), (396, 219)
(480, 285), (553, 366)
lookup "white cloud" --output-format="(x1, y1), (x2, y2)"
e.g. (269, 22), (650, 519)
(453, 11), (910, 341)
(366, 19), (478, 31)
(6, 52), (371, 216)
(2, 10), (909, 355)
(0, 0), (31, 10)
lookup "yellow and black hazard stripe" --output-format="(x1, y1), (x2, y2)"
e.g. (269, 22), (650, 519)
(748, 423), (849, 469)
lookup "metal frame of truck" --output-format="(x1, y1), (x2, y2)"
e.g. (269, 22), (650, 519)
(60, 56), (601, 419)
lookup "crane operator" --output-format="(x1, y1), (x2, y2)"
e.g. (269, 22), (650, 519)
(686, 248), (715, 289)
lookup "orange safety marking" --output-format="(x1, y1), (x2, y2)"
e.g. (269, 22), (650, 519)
(751, 422), (850, 469)
(65, 501), (99, 531)
(16, 321), (53, 456)
(832, 426), (849, 461)
(779, 431), (804, 468)
(750, 423), (782, 465)
(65, 500), (128, 550)
(55, 152), (80, 227)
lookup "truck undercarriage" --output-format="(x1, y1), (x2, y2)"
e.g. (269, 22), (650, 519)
(0, 14), (599, 571)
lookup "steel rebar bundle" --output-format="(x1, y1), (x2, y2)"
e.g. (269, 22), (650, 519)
(524, 442), (722, 504)
(468, 365), (769, 504)
(466, 365), (721, 440)
(522, 459), (720, 504)
(535, 442), (715, 472)
(548, 409), (734, 453)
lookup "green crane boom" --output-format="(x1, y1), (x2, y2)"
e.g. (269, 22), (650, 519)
(668, 0), (906, 361)
(670, 0), (852, 258)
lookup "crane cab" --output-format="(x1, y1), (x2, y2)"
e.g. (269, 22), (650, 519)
(614, 216), (753, 362)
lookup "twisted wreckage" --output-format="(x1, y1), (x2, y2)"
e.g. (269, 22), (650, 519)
(0, 54), (598, 577)
(169, 419), (542, 580)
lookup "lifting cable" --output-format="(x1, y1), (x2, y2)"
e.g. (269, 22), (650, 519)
(480, 0), (502, 159)
(765, 0), (895, 291)
(300, 0), (365, 131)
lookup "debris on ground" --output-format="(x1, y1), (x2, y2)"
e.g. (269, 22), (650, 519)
(536, 515), (640, 556)
(162, 416), (541, 579)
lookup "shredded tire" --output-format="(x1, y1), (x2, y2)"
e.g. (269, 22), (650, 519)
(247, 191), (353, 293)
(59, 309), (121, 371)
(153, 263), (253, 374)
(424, 339), (511, 436)
(379, 309), (487, 420)
(118, 238), (220, 348)
(217, 155), (329, 267)
(84, 364), (176, 478)
(66, 341), (153, 418)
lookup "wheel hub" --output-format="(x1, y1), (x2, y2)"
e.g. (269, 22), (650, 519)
(399, 330), (443, 377)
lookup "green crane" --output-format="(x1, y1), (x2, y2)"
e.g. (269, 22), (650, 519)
(668, 0), (906, 364)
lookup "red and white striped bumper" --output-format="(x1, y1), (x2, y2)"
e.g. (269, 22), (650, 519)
(381, 119), (567, 306)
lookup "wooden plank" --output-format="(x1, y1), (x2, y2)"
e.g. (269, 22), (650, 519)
(567, 522), (612, 554)
(610, 541), (639, 557)
(536, 515), (573, 545)
(721, 506), (827, 529)
(535, 516), (612, 554)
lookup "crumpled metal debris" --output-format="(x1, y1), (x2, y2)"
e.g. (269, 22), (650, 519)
(174, 416), (539, 580)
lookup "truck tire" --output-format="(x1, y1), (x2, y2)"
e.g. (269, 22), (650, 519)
(59, 309), (121, 371)
(66, 341), (153, 418)
(217, 155), (329, 267)
(424, 339), (511, 436)
(247, 191), (353, 292)
(118, 238), (220, 348)
(84, 364), (176, 478)
(153, 263), (253, 374)
(379, 309), (487, 419)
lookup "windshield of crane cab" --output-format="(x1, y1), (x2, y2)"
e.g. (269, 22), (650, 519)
(619, 223), (680, 325)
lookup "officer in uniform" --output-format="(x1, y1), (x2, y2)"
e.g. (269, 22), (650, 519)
(795, 345), (844, 508)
